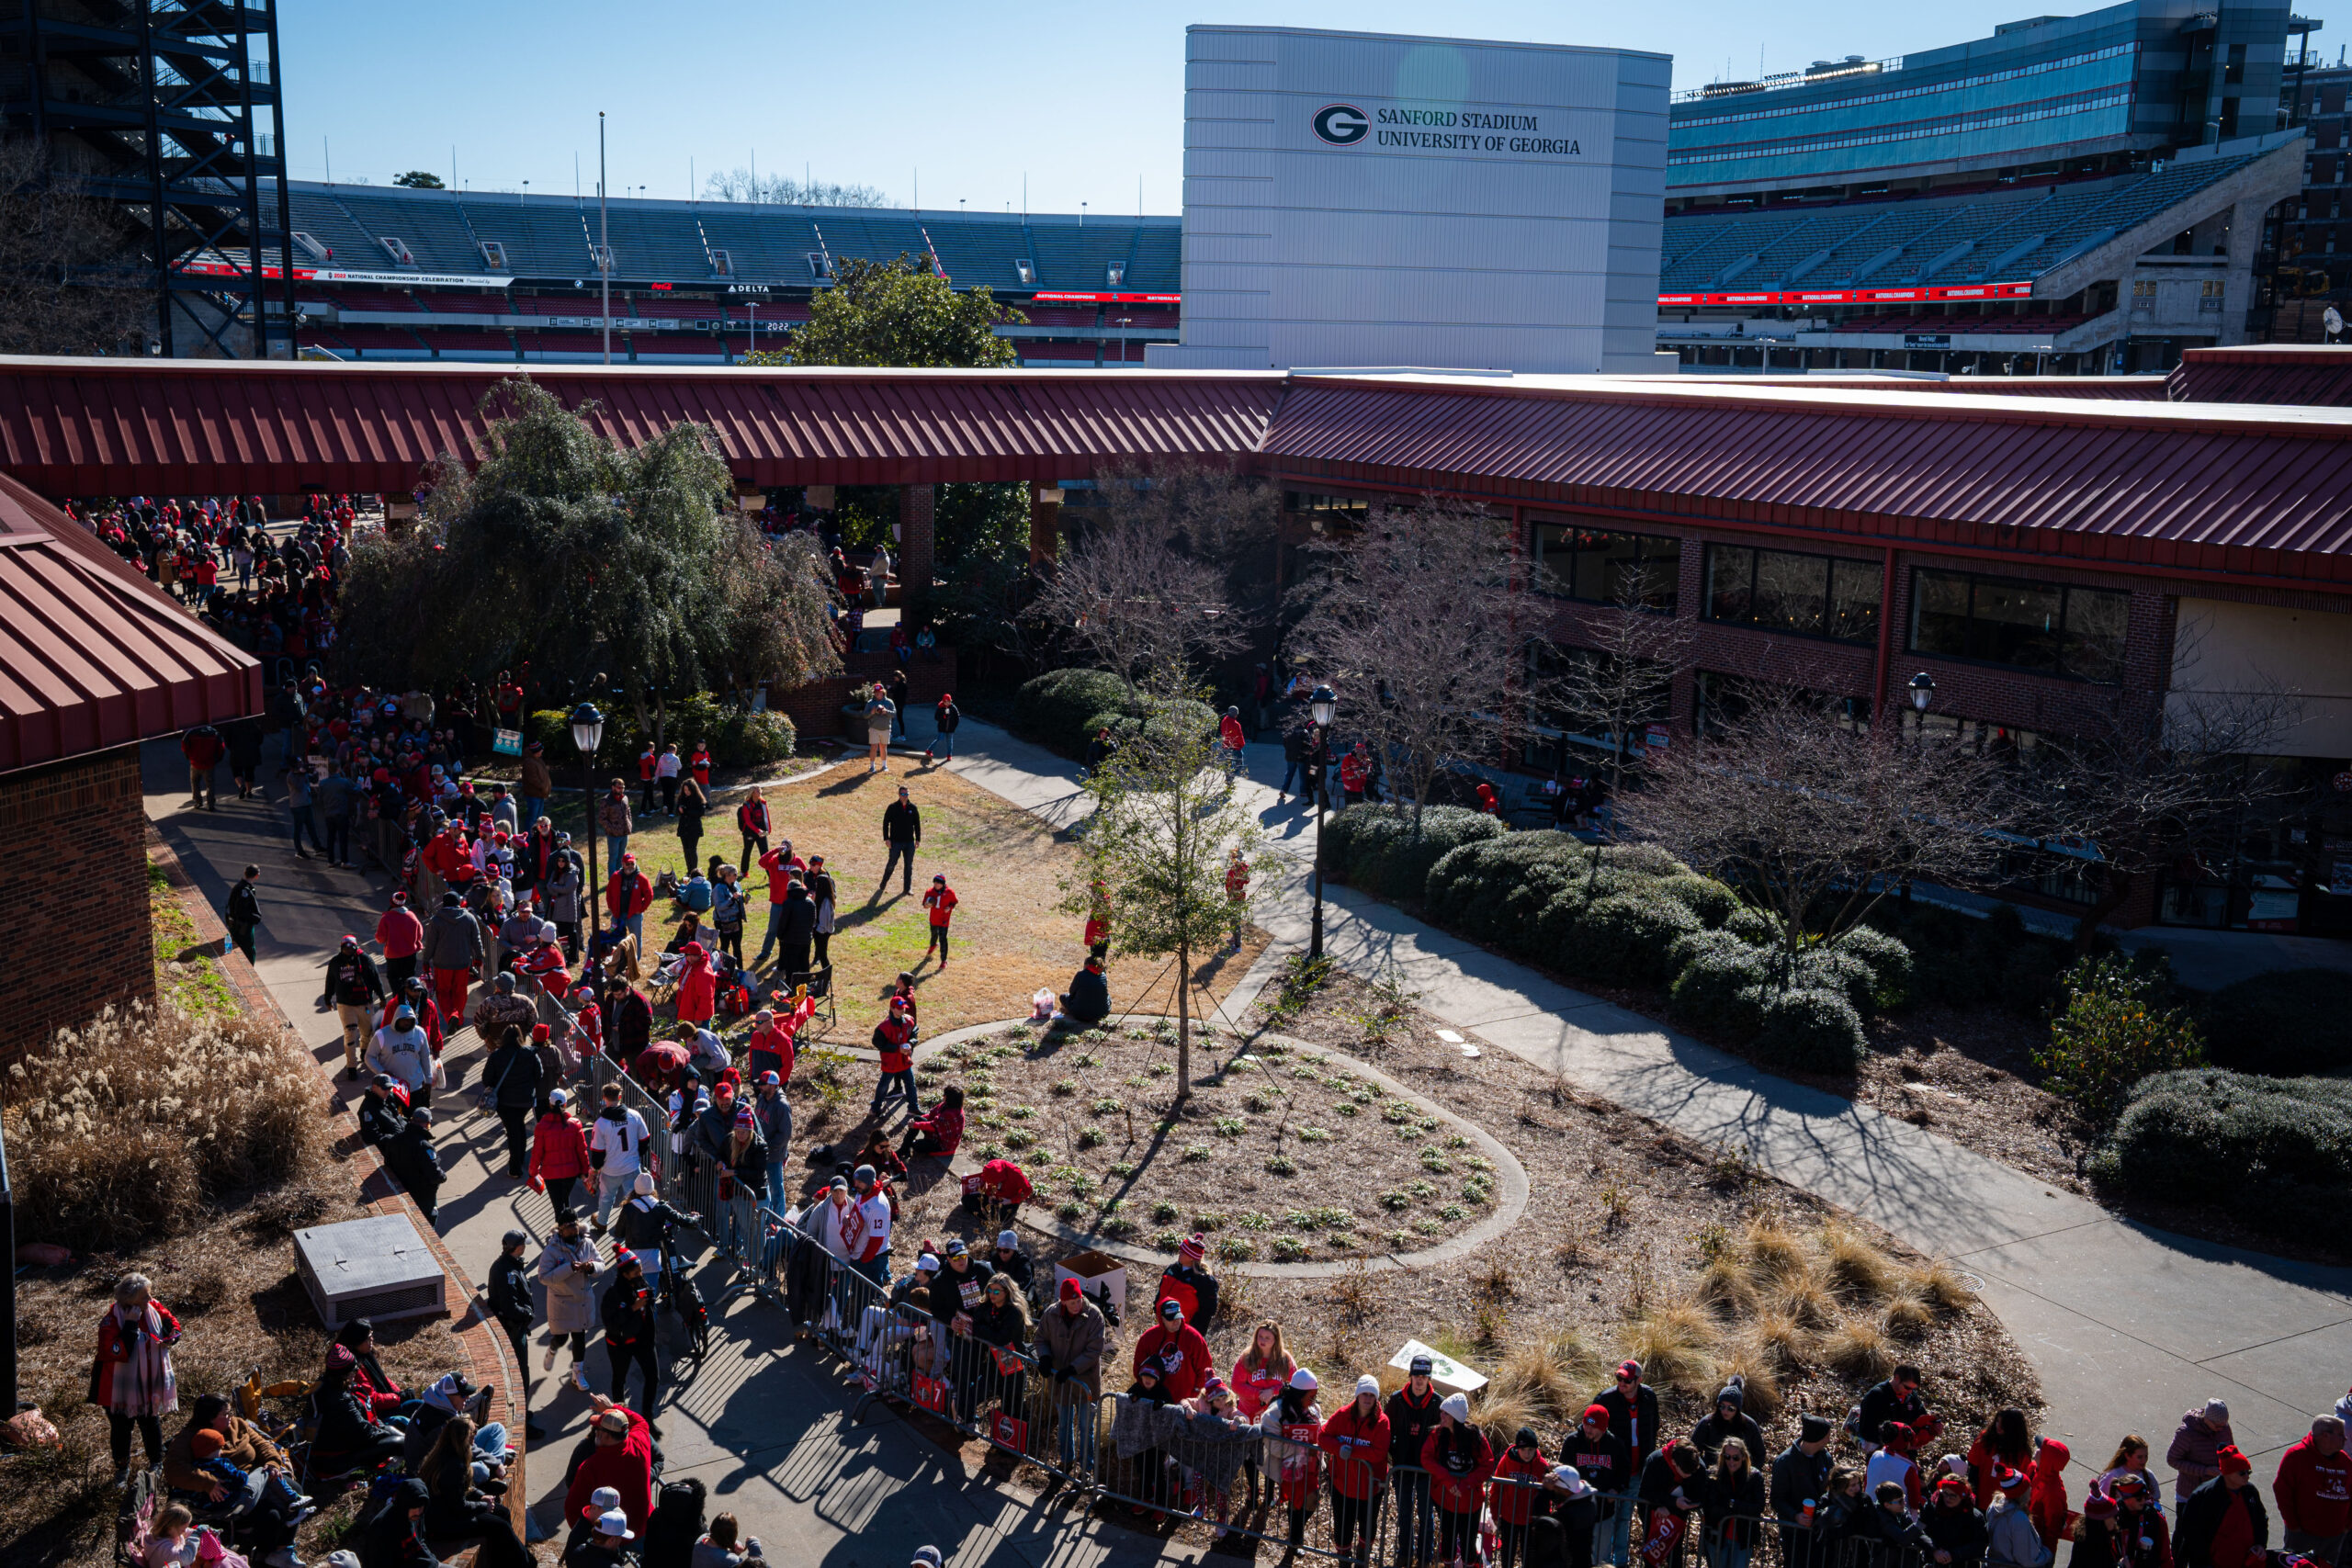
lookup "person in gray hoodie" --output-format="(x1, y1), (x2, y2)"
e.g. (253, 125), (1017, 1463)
(540, 835), (585, 958)
(420, 891), (486, 1036)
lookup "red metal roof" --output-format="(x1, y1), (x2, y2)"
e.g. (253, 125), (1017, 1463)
(0, 470), (260, 773)
(1679, 374), (2167, 400)
(0, 358), (1286, 494)
(2168, 345), (2352, 408)
(1264, 376), (2352, 588)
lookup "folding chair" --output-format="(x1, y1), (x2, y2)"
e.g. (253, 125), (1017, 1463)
(786, 963), (837, 1030)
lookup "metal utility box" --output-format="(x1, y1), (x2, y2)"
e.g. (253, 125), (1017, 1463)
(293, 1213), (446, 1329)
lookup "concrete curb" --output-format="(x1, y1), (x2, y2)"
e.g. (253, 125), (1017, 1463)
(884, 1017), (1530, 1280)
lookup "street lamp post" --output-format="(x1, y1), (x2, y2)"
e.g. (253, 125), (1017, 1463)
(571, 700), (605, 940)
(1308, 684), (1336, 960)
(1900, 673), (1934, 915)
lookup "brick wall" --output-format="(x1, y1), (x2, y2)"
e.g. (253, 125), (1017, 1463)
(0, 747), (152, 1064)
(899, 484), (935, 616)
(770, 648), (958, 741)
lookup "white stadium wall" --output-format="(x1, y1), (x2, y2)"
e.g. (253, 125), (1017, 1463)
(1150, 25), (1671, 375)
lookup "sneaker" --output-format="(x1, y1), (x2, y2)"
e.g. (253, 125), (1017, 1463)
(264, 1551), (301, 1568)
(525, 1423), (548, 1441)
(542, 1343), (558, 1371)
(570, 1364), (591, 1393)
(111, 1466), (130, 1487)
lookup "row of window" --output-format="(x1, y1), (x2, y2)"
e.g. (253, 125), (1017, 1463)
(1527, 522), (2130, 682)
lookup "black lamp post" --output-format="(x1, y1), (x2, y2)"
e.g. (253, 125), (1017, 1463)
(1900, 674), (1933, 915)
(571, 701), (605, 939)
(1307, 684), (1336, 960)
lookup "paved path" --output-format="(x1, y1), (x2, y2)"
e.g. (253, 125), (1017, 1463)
(932, 717), (2352, 1467)
(140, 739), (1207, 1568)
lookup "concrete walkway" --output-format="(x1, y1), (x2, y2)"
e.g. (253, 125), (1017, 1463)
(931, 716), (2352, 1467)
(139, 739), (1208, 1568)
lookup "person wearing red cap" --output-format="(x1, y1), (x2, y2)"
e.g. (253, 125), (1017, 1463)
(1154, 1235), (1221, 1331)
(870, 998), (920, 1119)
(375, 889), (425, 993)
(2176, 1446), (2266, 1568)
(1922, 1471), (1988, 1568)
(605, 853), (652, 951)
(1132, 1296), (1212, 1402)
(1037, 1277), (1105, 1474)
(1866, 1421), (1926, 1515)
(2272, 1415), (2352, 1563)
(1565, 1400), (1634, 1562)
(2080, 1474), (2173, 1568)
(1984, 1465), (2049, 1568)
(1597, 1358), (1663, 1472)
(563, 1396), (655, 1538)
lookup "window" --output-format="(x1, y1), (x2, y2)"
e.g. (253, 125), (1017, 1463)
(1703, 544), (1881, 643)
(1284, 491), (1371, 528)
(1523, 640), (1673, 768)
(1531, 523), (1679, 611)
(1908, 569), (2129, 682)
(1695, 671), (1871, 737)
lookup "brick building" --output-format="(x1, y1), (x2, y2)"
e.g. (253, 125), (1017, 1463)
(0, 472), (260, 1062)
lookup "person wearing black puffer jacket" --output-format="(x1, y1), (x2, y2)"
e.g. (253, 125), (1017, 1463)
(1690, 1377), (1764, 1467)
(2175, 1450), (2267, 1568)
(1921, 1474), (1990, 1568)
(1386, 1355), (1446, 1568)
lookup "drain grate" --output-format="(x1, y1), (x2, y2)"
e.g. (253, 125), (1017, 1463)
(1956, 1269), (1987, 1293)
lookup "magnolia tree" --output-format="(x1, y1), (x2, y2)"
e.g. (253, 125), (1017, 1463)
(1062, 665), (1266, 1099)
(1285, 496), (1532, 831)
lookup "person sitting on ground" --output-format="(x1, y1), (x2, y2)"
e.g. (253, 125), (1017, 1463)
(175, 1427), (309, 1562)
(854, 1125), (909, 1179)
(1060, 955), (1110, 1024)
(960, 1156), (1034, 1221)
(419, 1415), (531, 1568)
(310, 1345), (403, 1481)
(692, 1513), (764, 1568)
(331, 1319), (406, 1421)
(356, 1477), (436, 1568)
(1154, 1234), (1220, 1331)
(899, 1085), (964, 1162)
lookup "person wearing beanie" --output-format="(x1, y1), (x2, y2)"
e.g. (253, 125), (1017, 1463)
(1037, 1275), (1105, 1475)
(1566, 1400), (1634, 1564)
(375, 887), (425, 992)
(1985, 1466), (2052, 1568)
(530, 1089), (592, 1217)
(1597, 1358), (1664, 1472)
(1773, 1414), (1838, 1566)
(1262, 1367), (1328, 1549)
(989, 1229), (1033, 1297)
(1492, 1424), (1552, 1563)
(2169, 1402), (2237, 1505)
(2078, 1473), (2173, 1568)
(2273, 1416), (2352, 1562)
(1318, 1373), (1394, 1564)
(1921, 1472), (1989, 1568)
(1132, 1296), (1212, 1402)
(1423, 1390), (1497, 1565)
(1690, 1374), (1764, 1468)
(2030, 1438), (2073, 1552)
(2175, 1447), (2266, 1568)
(1154, 1234), (1220, 1332)
(600, 1251), (662, 1436)
(1387, 1353), (1449, 1564)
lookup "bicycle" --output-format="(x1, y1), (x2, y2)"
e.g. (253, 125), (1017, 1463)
(650, 1212), (711, 1371)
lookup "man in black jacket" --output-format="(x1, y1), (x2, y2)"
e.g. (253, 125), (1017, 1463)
(1596, 1359), (1664, 1473)
(1856, 1364), (1928, 1454)
(1565, 1403), (1633, 1565)
(225, 863), (262, 963)
(1690, 1376), (1765, 1465)
(383, 1106), (444, 1225)
(482, 1025), (544, 1179)
(601, 1251), (662, 1433)
(880, 785), (922, 895)
(1061, 956), (1110, 1024)
(778, 880), (817, 979)
(2175, 1450), (2267, 1568)
(482, 1230), (545, 1439)
(1386, 1355), (1445, 1566)
(356, 1076), (407, 1147)
(319, 933), (388, 1079)
(1771, 1415), (1837, 1568)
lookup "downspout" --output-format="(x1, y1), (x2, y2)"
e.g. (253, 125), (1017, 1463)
(1871, 545), (1898, 730)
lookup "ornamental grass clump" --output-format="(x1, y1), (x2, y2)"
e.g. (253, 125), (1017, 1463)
(7, 1000), (323, 1250)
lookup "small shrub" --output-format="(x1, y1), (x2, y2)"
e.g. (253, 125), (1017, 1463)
(1181, 1143), (1214, 1163)
(1007, 1105), (1036, 1122)
(2037, 954), (2204, 1125)
(1055, 1200), (1086, 1223)
(1440, 1202), (1465, 1221)
(1243, 1089), (1278, 1113)
(1214, 1115), (1247, 1137)
(1832, 925), (1916, 1010)
(1383, 1102), (1414, 1124)
(1217, 1236), (1257, 1262)
(1051, 1077), (1079, 1098)
(1073, 1053), (1102, 1068)
(2097, 1068), (2352, 1207)
(1395, 1125), (1424, 1143)
(1013, 667), (1134, 755)
(1562, 892), (1703, 987)
(1076, 1126), (1105, 1149)
(1462, 1176), (1495, 1205)
(1419, 1147), (1452, 1174)
(1322, 803), (1509, 903)
(1272, 1235), (1307, 1261)
(1109, 1161), (1136, 1177)
(1724, 906), (1777, 946)
(1266, 1154), (1299, 1177)
(1003, 1129), (1035, 1150)
(1336, 1102), (1360, 1117)
(1299, 1125), (1333, 1143)
(1821, 1316), (1895, 1381)
(1090, 1097), (1122, 1116)
(1152, 1227), (1182, 1250)
(1668, 934), (1774, 1038)
(1147, 1063), (1171, 1078)
(1102, 1211), (1140, 1238)
(1792, 947), (1878, 1019)
(1754, 987), (1866, 1074)
(1407, 1178), (1440, 1199)
(1380, 1190), (1413, 1211)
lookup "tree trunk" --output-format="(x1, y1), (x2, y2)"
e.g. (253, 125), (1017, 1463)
(1176, 937), (1192, 1102)
(2070, 869), (2136, 955)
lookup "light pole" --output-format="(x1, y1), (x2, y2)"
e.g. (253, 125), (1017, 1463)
(598, 111), (610, 367)
(1307, 684), (1336, 960)
(571, 700), (605, 939)
(1900, 673), (1934, 915)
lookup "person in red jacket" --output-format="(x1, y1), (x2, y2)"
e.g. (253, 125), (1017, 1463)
(1492, 1425), (1551, 1560)
(961, 1156), (1033, 1219)
(901, 1084), (965, 1161)
(605, 853), (652, 949)
(2030, 1438), (2073, 1551)
(672, 941), (718, 1026)
(1132, 1297), (1212, 1401)
(1266, 1369), (1327, 1549)
(375, 890), (425, 991)
(2273, 1416), (2352, 1561)
(870, 998), (920, 1118)
(745, 1007), (797, 1084)
(179, 723), (225, 810)
(529, 1090), (592, 1215)
(1320, 1374), (1394, 1565)
(921, 874), (958, 968)
(1340, 743), (1370, 805)
(565, 1399), (656, 1537)
(1423, 1393), (1497, 1567)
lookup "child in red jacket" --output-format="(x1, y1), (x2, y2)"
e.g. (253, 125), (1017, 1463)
(921, 874), (957, 967)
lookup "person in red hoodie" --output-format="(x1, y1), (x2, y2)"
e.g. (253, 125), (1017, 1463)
(605, 853), (653, 950)
(1131, 1297), (1212, 1401)
(1423, 1392), (1497, 1567)
(671, 941), (718, 1027)
(1320, 1374), (1394, 1566)
(564, 1399), (655, 1537)
(921, 874), (958, 968)
(375, 890), (425, 992)
(1492, 1425), (1551, 1564)
(2030, 1438), (2073, 1551)
(2272, 1415), (2352, 1562)
(528, 1089), (592, 1216)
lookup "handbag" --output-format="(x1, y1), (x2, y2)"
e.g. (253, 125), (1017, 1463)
(473, 1047), (518, 1112)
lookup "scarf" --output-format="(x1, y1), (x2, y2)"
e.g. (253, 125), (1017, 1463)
(106, 1302), (177, 1416)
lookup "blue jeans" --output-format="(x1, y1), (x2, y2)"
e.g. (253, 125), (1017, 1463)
(871, 1069), (920, 1117)
(288, 803), (325, 853)
(766, 1161), (787, 1210)
(606, 834), (628, 869)
(935, 731), (955, 757)
(469, 1420), (509, 1483)
(854, 1252), (890, 1287)
(1057, 1402), (1098, 1476)
(522, 796), (546, 830)
(617, 912), (642, 948)
(1279, 760), (1303, 795)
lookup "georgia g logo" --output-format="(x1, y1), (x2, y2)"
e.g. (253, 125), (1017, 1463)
(1313, 104), (1370, 145)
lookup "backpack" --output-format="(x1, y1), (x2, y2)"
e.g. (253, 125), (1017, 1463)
(642, 1476), (707, 1568)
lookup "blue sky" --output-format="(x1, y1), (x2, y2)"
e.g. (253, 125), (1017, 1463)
(282, 1), (2346, 217)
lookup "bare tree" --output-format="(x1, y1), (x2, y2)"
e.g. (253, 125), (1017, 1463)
(1627, 682), (2020, 961)
(708, 525), (845, 702)
(2023, 620), (2303, 952)
(0, 139), (150, 356)
(701, 168), (894, 207)
(1285, 495), (1532, 831)
(1032, 465), (1267, 702)
(1547, 586), (1696, 887)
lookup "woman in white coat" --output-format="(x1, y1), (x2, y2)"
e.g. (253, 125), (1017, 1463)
(535, 1208), (603, 1385)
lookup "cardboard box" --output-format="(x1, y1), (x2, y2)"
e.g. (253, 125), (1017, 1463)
(1055, 1248), (1128, 1318)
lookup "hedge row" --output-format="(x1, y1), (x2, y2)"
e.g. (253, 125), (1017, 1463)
(524, 698), (797, 774)
(2201, 969), (2352, 1077)
(1322, 805), (1508, 904)
(2098, 1068), (2352, 1223)
(1013, 669), (1133, 757)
